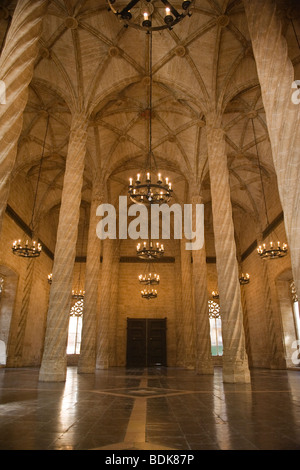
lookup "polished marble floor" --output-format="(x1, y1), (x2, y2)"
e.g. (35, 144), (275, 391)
(0, 365), (299, 450)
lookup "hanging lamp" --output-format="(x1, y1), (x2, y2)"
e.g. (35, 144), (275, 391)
(139, 260), (160, 299)
(107, 0), (194, 32)
(141, 288), (158, 300)
(128, 31), (172, 205)
(249, 117), (288, 260)
(136, 240), (164, 259)
(239, 273), (250, 285)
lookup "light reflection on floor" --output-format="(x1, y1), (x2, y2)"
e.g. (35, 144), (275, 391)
(0, 366), (299, 450)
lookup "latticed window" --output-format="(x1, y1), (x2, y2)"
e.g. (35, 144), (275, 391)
(208, 300), (223, 356)
(67, 299), (84, 354)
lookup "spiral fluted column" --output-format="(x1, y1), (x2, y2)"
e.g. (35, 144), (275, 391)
(108, 240), (120, 366)
(7, 257), (35, 367)
(191, 194), (214, 375)
(174, 242), (184, 366)
(206, 123), (250, 383)
(256, 231), (286, 369)
(96, 237), (115, 369)
(77, 183), (103, 374)
(39, 113), (88, 382)
(243, 0), (300, 299)
(180, 236), (195, 369)
(0, 0), (49, 234)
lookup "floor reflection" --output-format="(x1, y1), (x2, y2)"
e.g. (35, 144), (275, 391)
(0, 366), (299, 450)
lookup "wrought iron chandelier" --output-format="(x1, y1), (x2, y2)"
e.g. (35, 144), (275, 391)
(107, 0), (194, 32)
(212, 290), (219, 300)
(141, 288), (158, 299)
(137, 240), (164, 259)
(239, 272), (250, 285)
(139, 271), (160, 285)
(12, 115), (50, 258)
(139, 261), (160, 299)
(12, 239), (42, 258)
(129, 173), (172, 205)
(257, 242), (288, 260)
(128, 31), (172, 205)
(249, 117), (288, 260)
(72, 289), (85, 300)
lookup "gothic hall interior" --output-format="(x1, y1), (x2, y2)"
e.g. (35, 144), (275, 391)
(0, 0), (299, 451)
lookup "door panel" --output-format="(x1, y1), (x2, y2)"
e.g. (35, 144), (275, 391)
(147, 319), (166, 366)
(126, 319), (147, 367)
(126, 318), (167, 367)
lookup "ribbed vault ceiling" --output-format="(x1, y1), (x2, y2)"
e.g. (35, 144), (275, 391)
(1, 0), (300, 241)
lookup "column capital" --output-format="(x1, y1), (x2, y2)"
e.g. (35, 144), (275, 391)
(205, 111), (223, 130)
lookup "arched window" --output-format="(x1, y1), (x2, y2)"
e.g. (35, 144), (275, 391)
(67, 299), (84, 355)
(208, 300), (223, 356)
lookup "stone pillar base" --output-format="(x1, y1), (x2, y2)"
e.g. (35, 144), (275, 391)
(39, 358), (67, 382)
(222, 360), (251, 383)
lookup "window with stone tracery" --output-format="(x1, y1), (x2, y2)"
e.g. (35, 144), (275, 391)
(67, 299), (84, 355)
(208, 300), (223, 356)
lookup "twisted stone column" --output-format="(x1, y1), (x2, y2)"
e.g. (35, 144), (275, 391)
(243, 0), (300, 299)
(174, 242), (184, 366)
(96, 237), (115, 369)
(0, 0), (49, 234)
(7, 257), (35, 367)
(191, 194), (214, 375)
(256, 231), (286, 369)
(206, 123), (250, 383)
(108, 240), (120, 366)
(77, 183), (103, 374)
(180, 236), (195, 369)
(239, 273), (252, 368)
(39, 113), (88, 382)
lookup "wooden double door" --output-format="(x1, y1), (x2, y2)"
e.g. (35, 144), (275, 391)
(126, 318), (167, 367)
